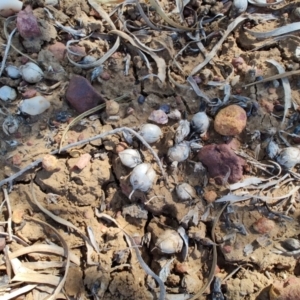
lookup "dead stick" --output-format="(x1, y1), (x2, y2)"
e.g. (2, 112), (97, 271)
(0, 127), (168, 188)
(243, 69), (300, 87)
(2, 188), (12, 241)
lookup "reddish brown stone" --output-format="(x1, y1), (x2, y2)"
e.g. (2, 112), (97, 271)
(214, 104), (247, 136)
(100, 72), (110, 81)
(22, 89), (37, 98)
(198, 144), (245, 184)
(270, 277), (300, 300)
(17, 6), (41, 39)
(260, 99), (274, 113)
(66, 75), (105, 113)
(48, 42), (66, 61)
(223, 245), (232, 254)
(69, 45), (86, 62)
(253, 217), (275, 234)
(174, 262), (188, 274)
(12, 154), (22, 166)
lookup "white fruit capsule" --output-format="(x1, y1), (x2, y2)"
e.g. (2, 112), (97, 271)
(5, 65), (20, 79)
(175, 120), (190, 144)
(19, 62), (43, 83)
(266, 140), (279, 159)
(19, 96), (50, 115)
(2, 115), (19, 135)
(191, 112), (209, 135)
(118, 149), (142, 168)
(232, 0), (248, 16)
(156, 230), (183, 254)
(168, 109), (181, 120)
(0, 86), (17, 101)
(0, 0), (22, 17)
(276, 147), (300, 169)
(176, 183), (196, 201)
(248, 0), (284, 7)
(129, 163), (156, 199)
(139, 124), (162, 143)
(168, 142), (190, 162)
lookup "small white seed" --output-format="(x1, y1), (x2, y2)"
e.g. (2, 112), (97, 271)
(139, 123), (162, 143)
(0, 86), (17, 101)
(129, 163), (156, 198)
(156, 230), (183, 254)
(118, 149), (142, 168)
(191, 112), (210, 135)
(176, 183), (196, 201)
(232, 0), (248, 15)
(19, 96), (50, 115)
(19, 62), (43, 83)
(175, 120), (190, 144)
(168, 109), (181, 120)
(5, 65), (20, 79)
(276, 147), (300, 169)
(2, 115), (19, 135)
(168, 142), (190, 162)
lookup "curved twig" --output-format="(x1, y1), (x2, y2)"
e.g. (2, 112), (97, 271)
(96, 211), (166, 300)
(0, 127), (168, 188)
(24, 216), (70, 300)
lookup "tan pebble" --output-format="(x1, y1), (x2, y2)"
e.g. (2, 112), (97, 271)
(214, 265), (221, 275)
(31, 53), (38, 59)
(231, 75), (240, 86)
(42, 154), (58, 172)
(260, 99), (274, 113)
(223, 245), (232, 253)
(227, 138), (241, 151)
(175, 262), (188, 274)
(253, 217), (275, 234)
(167, 139), (174, 148)
(249, 86), (256, 94)
(115, 142), (128, 153)
(111, 52), (122, 59)
(231, 57), (245, 68)
(12, 209), (24, 224)
(268, 87), (276, 94)
(201, 131), (209, 141)
(83, 209), (94, 219)
(203, 190), (217, 203)
(268, 93), (278, 101)
(126, 107), (134, 115)
(214, 105), (247, 136)
(106, 100), (119, 116)
(12, 154), (22, 166)
(100, 72), (110, 80)
(199, 69), (213, 84)
(75, 153), (91, 170)
(132, 234), (142, 245)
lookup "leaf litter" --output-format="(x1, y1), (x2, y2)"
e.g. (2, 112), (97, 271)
(0, 0), (300, 299)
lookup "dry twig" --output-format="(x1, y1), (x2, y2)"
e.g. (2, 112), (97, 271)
(0, 127), (168, 188)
